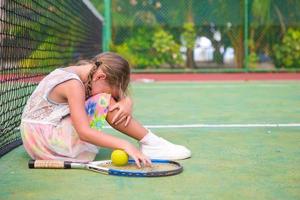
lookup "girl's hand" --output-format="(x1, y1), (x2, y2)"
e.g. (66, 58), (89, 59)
(124, 143), (152, 168)
(109, 96), (133, 127)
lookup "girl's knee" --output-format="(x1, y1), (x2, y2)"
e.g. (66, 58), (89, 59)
(85, 93), (111, 130)
(85, 93), (111, 113)
(86, 93), (111, 105)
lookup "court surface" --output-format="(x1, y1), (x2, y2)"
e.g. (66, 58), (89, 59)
(1, 81), (300, 200)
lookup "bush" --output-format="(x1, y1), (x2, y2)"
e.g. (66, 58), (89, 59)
(152, 29), (183, 67)
(273, 28), (300, 68)
(112, 28), (160, 68)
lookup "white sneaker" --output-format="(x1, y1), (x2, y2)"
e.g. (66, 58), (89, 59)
(139, 132), (191, 160)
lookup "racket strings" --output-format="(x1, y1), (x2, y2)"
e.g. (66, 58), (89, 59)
(100, 163), (179, 172)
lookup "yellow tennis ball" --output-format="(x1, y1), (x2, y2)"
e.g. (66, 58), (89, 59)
(111, 149), (129, 166)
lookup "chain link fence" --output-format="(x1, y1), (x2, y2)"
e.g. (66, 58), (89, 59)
(92, 0), (300, 70)
(248, 0), (300, 70)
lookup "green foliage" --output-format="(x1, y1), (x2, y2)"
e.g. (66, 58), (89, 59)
(182, 23), (196, 49)
(252, 0), (271, 26)
(182, 22), (196, 68)
(248, 39), (259, 68)
(248, 52), (259, 68)
(273, 28), (300, 68)
(112, 28), (160, 68)
(152, 29), (183, 67)
(113, 27), (183, 68)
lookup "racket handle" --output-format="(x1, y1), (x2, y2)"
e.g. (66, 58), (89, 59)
(28, 160), (72, 169)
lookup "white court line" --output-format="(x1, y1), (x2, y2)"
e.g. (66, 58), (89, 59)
(133, 84), (299, 89)
(104, 123), (300, 129)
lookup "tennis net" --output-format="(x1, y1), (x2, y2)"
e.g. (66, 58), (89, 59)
(0, 0), (103, 157)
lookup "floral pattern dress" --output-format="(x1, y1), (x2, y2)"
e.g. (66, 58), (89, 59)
(20, 68), (111, 162)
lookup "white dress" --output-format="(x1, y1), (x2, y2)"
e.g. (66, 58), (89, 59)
(20, 68), (111, 162)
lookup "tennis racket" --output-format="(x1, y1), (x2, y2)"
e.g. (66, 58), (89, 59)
(28, 159), (183, 177)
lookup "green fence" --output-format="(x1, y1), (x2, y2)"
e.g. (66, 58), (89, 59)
(92, 0), (300, 70)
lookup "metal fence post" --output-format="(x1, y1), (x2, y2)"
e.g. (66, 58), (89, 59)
(103, 0), (111, 52)
(244, 0), (249, 71)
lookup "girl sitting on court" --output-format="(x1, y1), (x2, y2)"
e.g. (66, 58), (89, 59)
(20, 52), (191, 167)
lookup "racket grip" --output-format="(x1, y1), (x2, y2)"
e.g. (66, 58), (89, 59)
(28, 160), (72, 169)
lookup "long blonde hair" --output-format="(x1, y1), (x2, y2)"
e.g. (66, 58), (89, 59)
(77, 52), (130, 99)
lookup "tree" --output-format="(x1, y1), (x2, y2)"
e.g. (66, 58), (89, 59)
(249, 0), (300, 67)
(182, 23), (196, 68)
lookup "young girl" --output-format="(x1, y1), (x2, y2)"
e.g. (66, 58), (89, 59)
(20, 52), (191, 167)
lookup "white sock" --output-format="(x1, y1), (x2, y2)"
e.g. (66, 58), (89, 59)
(139, 130), (161, 145)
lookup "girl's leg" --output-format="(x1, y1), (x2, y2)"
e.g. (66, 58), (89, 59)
(85, 94), (191, 160)
(85, 93), (147, 139)
(85, 93), (111, 131)
(106, 106), (148, 141)
(106, 97), (191, 160)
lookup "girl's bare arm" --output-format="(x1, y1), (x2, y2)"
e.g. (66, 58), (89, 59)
(62, 80), (149, 167)
(63, 80), (129, 148)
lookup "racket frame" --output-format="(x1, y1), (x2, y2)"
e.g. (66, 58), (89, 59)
(29, 159), (183, 177)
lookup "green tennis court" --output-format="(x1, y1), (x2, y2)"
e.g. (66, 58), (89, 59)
(1, 81), (299, 200)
